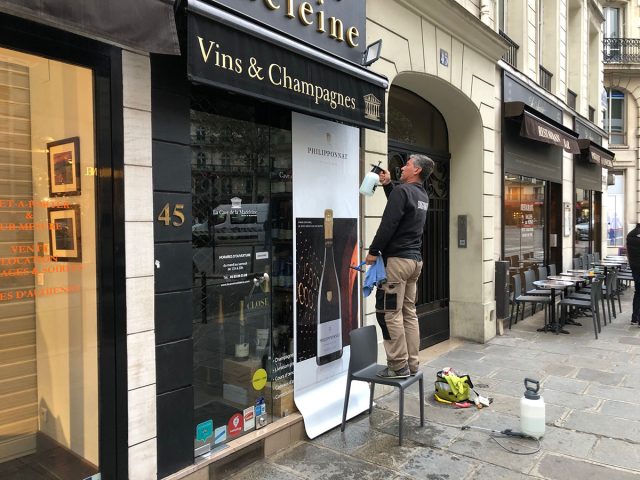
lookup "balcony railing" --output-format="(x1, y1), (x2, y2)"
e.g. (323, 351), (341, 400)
(499, 30), (519, 68)
(603, 38), (640, 63)
(539, 66), (552, 92)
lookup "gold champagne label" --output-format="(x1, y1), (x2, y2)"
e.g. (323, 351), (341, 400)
(324, 209), (334, 240)
(327, 291), (333, 302)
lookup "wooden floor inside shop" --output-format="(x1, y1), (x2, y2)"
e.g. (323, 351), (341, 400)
(0, 433), (98, 480)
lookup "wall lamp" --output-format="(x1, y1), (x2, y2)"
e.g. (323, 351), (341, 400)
(362, 39), (383, 66)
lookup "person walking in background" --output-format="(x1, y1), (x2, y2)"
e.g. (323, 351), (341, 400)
(365, 154), (435, 378)
(626, 223), (640, 325)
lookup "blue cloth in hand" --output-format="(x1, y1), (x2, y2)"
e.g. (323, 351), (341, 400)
(363, 257), (387, 297)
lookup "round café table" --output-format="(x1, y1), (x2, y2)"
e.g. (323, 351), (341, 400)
(533, 279), (574, 334)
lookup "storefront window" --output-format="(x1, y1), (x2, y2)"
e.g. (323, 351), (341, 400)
(504, 174), (546, 265)
(575, 189), (602, 256)
(0, 48), (100, 478)
(191, 90), (294, 455)
(607, 172), (624, 246)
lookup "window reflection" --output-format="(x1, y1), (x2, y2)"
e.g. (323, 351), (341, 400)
(504, 174), (546, 265)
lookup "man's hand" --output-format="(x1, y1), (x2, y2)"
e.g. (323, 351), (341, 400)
(365, 253), (378, 265)
(378, 168), (391, 186)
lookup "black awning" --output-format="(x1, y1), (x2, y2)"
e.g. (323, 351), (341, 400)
(0, 0), (180, 54)
(577, 139), (615, 169)
(187, 0), (388, 131)
(504, 101), (580, 154)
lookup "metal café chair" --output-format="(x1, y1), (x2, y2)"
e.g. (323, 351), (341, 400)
(341, 325), (424, 446)
(509, 275), (553, 328)
(573, 257), (584, 269)
(548, 264), (557, 276)
(558, 277), (603, 339)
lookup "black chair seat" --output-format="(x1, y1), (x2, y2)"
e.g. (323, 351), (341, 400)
(518, 294), (552, 303)
(342, 326), (424, 446)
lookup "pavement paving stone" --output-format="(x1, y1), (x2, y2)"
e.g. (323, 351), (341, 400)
(563, 355), (617, 372)
(586, 339), (632, 352)
(377, 415), (463, 449)
(591, 437), (640, 472)
(395, 445), (480, 479)
(481, 344), (540, 359)
(619, 336), (640, 346)
(532, 452), (640, 480)
(541, 388), (600, 411)
(600, 399), (640, 421)
(622, 372), (640, 388)
(270, 442), (397, 480)
(350, 407), (397, 429)
(489, 378), (533, 397)
(436, 349), (487, 363)
(562, 411), (640, 442)
(448, 429), (541, 473)
(228, 461), (303, 480)
(468, 463), (539, 480)
(584, 383), (640, 404)
(351, 432), (429, 471)
(541, 375), (589, 394)
(490, 367), (546, 384)
(480, 355), (540, 372)
(538, 425), (598, 459)
(313, 424), (390, 455)
(574, 367), (625, 385)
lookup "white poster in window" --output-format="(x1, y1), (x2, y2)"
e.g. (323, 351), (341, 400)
(291, 112), (368, 438)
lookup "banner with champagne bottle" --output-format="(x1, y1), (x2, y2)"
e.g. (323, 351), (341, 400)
(291, 112), (369, 438)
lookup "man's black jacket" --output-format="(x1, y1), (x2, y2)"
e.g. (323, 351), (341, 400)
(369, 181), (429, 261)
(627, 223), (640, 270)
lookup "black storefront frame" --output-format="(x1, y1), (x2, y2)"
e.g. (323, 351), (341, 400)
(0, 12), (127, 479)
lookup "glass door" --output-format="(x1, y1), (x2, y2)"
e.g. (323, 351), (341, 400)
(190, 90), (294, 454)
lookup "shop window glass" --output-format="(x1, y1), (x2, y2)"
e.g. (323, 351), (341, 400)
(575, 188), (591, 257)
(191, 89), (294, 455)
(604, 89), (625, 145)
(0, 48), (99, 478)
(504, 174), (546, 265)
(607, 173), (624, 247)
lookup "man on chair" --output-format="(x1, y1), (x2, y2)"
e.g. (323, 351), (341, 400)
(365, 154), (435, 378)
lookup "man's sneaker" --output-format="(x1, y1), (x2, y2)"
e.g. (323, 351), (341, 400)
(632, 318), (639, 324)
(377, 366), (410, 379)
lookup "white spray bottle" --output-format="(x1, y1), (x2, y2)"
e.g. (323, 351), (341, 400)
(359, 161), (384, 196)
(520, 378), (545, 439)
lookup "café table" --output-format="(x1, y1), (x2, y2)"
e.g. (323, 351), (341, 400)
(533, 279), (574, 334)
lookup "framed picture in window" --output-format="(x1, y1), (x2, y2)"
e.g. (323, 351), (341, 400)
(48, 205), (82, 262)
(47, 137), (80, 196)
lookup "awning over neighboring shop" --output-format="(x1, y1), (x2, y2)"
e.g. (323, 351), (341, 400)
(577, 139), (615, 169)
(0, 0), (180, 54)
(187, 0), (388, 131)
(504, 101), (580, 154)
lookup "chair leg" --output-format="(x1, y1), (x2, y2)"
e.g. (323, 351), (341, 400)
(592, 307), (599, 339)
(600, 295), (608, 325)
(419, 378), (424, 427)
(369, 382), (375, 415)
(617, 291), (622, 313)
(509, 302), (515, 329)
(341, 378), (352, 432)
(398, 387), (404, 446)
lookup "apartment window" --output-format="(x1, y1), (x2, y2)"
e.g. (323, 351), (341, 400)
(604, 89), (625, 145)
(567, 89), (577, 109)
(604, 7), (622, 38)
(607, 172), (624, 247)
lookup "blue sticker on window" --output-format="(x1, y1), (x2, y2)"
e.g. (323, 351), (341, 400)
(196, 419), (213, 443)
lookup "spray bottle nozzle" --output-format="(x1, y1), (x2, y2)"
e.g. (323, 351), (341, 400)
(370, 161), (383, 174)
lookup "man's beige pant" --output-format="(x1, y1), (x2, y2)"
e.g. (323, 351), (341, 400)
(375, 257), (423, 372)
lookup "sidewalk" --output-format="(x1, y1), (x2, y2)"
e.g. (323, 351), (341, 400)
(228, 289), (640, 480)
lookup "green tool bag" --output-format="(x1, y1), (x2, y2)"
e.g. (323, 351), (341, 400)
(434, 369), (474, 403)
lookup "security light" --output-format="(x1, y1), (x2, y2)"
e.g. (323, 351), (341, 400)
(363, 39), (383, 66)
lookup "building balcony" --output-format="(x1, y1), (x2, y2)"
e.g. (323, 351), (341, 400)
(603, 38), (640, 63)
(499, 30), (518, 69)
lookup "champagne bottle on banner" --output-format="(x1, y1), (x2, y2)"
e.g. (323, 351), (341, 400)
(235, 300), (249, 360)
(316, 209), (343, 365)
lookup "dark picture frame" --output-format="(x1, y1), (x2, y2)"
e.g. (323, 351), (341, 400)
(48, 205), (82, 262)
(47, 136), (81, 196)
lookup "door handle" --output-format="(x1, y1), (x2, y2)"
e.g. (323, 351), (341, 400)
(253, 272), (270, 286)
